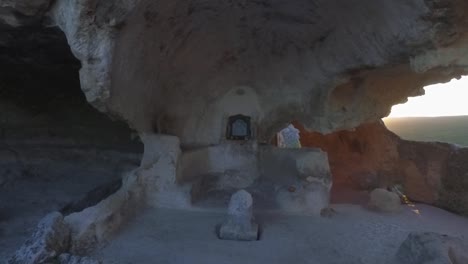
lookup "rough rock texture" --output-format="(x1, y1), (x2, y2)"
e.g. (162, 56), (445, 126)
(0, 146), (140, 259)
(438, 147), (468, 216)
(180, 142), (260, 194)
(0, 0), (141, 188)
(259, 147), (332, 187)
(57, 253), (101, 264)
(4, 0), (462, 146)
(63, 134), (188, 254)
(219, 190), (258, 241)
(5, 2), (468, 144)
(262, 147), (332, 215)
(275, 181), (330, 215)
(50, 0), (137, 111)
(297, 121), (468, 216)
(63, 170), (145, 254)
(320, 207), (337, 218)
(3, 0), (468, 256)
(0, 8), (142, 256)
(9, 212), (70, 264)
(185, 144), (332, 213)
(140, 134), (191, 209)
(368, 188), (401, 213)
(394, 232), (468, 264)
(107, 0), (468, 146)
(2, 0), (468, 207)
(295, 121), (401, 190)
(0, 0), (53, 27)
(399, 135), (466, 212)
(295, 151), (332, 183)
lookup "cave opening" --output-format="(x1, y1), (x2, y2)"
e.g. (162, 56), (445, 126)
(384, 76), (468, 147)
(0, 25), (143, 257)
(274, 123), (302, 148)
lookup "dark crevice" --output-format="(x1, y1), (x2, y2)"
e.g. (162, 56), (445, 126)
(60, 179), (123, 215)
(0, 24), (142, 151)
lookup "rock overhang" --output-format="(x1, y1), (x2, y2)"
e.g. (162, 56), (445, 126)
(2, 0), (468, 145)
(108, 0), (468, 146)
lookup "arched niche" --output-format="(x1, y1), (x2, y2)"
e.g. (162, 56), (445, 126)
(226, 114), (252, 140)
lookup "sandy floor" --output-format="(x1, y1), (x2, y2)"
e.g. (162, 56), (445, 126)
(93, 204), (468, 264)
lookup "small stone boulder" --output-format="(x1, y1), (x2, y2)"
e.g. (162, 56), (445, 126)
(219, 190), (258, 241)
(368, 188), (401, 213)
(320, 207), (337, 218)
(394, 232), (468, 264)
(9, 212), (70, 264)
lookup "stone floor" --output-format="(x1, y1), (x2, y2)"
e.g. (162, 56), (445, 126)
(93, 204), (468, 264)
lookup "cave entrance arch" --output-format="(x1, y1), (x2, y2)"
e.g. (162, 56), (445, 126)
(384, 76), (468, 147)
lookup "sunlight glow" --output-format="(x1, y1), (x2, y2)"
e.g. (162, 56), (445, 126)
(388, 76), (468, 118)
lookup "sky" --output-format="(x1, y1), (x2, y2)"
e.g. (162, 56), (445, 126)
(388, 76), (468, 118)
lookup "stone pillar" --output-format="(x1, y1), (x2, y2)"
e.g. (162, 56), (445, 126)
(140, 134), (191, 209)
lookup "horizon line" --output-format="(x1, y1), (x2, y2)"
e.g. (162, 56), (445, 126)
(384, 114), (468, 119)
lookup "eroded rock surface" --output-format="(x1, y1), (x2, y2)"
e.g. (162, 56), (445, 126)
(62, 134), (188, 254)
(184, 144), (332, 213)
(3, 0), (468, 258)
(57, 253), (101, 264)
(180, 142), (260, 197)
(0, 0), (52, 27)
(394, 232), (468, 264)
(265, 147), (331, 215)
(9, 212), (70, 264)
(4, 0), (467, 147)
(437, 147), (468, 216)
(108, 0), (468, 146)
(2, 0), (468, 202)
(297, 121), (468, 216)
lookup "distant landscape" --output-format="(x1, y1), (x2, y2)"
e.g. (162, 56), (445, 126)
(383, 115), (468, 146)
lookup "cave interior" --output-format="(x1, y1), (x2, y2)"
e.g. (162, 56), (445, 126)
(2, 0), (468, 263)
